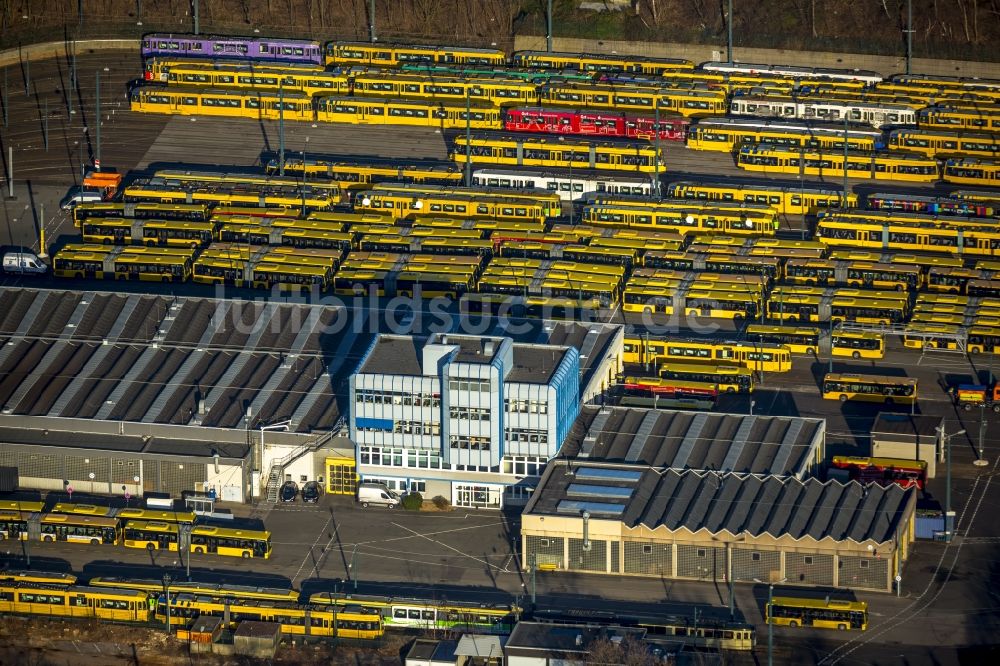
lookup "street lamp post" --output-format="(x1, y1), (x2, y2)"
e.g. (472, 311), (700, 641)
(937, 427), (966, 541)
(755, 577), (787, 666)
(842, 114), (849, 207)
(975, 404), (989, 466)
(349, 544), (359, 591)
(726, 0), (734, 65)
(162, 573), (172, 635)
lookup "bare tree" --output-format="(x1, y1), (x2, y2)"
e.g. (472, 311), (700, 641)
(586, 636), (660, 666)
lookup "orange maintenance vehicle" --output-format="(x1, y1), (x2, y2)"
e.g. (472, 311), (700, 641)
(954, 384), (1000, 412)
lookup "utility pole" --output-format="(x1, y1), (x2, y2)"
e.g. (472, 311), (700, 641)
(530, 553), (537, 605)
(43, 99), (48, 151)
(24, 55), (29, 96)
(278, 81), (285, 177)
(464, 90), (472, 187)
(977, 405), (988, 465)
(2, 67), (7, 128)
(654, 102), (661, 198)
(906, 0), (913, 75)
(369, 0), (376, 43)
(193, 0), (200, 35)
(546, 0), (554, 52)
(95, 71), (101, 170)
(38, 203), (45, 259)
(727, 0), (734, 64)
(8, 146), (13, 198)
(842, 114), (849, 207)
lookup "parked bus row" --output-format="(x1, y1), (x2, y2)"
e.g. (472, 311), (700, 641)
(0, 501), (269, 559)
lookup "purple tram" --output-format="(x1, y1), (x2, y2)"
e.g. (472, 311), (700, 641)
(140, 34), (323, 65)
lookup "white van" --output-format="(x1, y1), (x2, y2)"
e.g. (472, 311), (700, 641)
(2, 251), (48, 275)
(357, 482), (400, 508)
(60, 187), (103, 210)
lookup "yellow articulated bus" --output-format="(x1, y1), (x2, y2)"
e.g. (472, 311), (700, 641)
(315, 96), (501, 129)
(395, 271), (476, 298)
(536, 82), (727, 117)
(745, 324), (821, 355)
(815, 218), (1000, 258)
(830, 297), (908, 326)
(659, 361), (754, 393)
(902, 322), (962, 350)
(53, 245), (195, 283)
(926, 266), (983, 294)
(82, 219), (217, 248)
(666, 181), (855, 216)
(968, 327), (1000, 354)
(822, 372), (917, 405)
(349, 70), (537, 106)
(326, 41), (506, 67)
(0, 511), (32, 541)
(0, 582), (151, 623)
(943, 158), (1000, 187)
(622, 336), (791, 372)
(355, 189), (559, 223)
(129, 84), (315, 121)
(113, 249), (194, 282)
(143, 58), (349, 96)
(250, 262), (332, 291)
(737, 145), (940, 182)
(686, 117), (883, 153)
(512, 50), (694, 74)
(581, 204), (777, 236)
(360, 182), (563, 216)
(74, 201), (211, 226)
(156, 594), (384, 639)
(767, 596), (868, 631)
(268, 159), (463, 189)
(88, 576), (299, 602)
(886, 128), (1000, 159)
(832, 331), (886, 359)
(451, 133), (664, 173)
(783, 259), (920, 291)
(918, 104), (1000, 132)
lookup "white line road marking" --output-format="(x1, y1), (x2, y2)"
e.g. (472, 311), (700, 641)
(290, 512), (336, 586)
(392, 522), (509, 573)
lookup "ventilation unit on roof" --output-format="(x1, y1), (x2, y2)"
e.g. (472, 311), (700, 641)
(579, 436), (597, 458)
(483, 340), (495, 355)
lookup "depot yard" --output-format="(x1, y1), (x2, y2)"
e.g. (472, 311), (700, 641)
(0, 39), (1000, 666)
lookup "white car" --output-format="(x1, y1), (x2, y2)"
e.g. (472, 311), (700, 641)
(60, 187), (102, 210)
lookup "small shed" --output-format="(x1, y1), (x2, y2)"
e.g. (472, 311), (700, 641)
(406, 639), (459, 666)
(456, 634), (506, 665)
(871, 413), (943, 478)
(233, 621), (281, 659)
(184, 616), (223, 643)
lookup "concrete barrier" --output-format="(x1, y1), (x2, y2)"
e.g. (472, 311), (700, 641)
(514, 35), (999, 79)
(0, 39), (137, 68)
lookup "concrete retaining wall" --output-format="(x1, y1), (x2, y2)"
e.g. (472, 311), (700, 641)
(514, 35), (999, 79)
(2, 35), (992, 79)
(0, 39), (137, 68)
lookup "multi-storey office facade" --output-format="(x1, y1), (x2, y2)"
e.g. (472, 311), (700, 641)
(350, 334), (580, 508)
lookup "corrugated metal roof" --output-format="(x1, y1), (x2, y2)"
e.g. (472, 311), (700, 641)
(561, 406), (822, 478)
(527, 461), (914, 545)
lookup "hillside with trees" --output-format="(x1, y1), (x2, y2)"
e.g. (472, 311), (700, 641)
(1, 0), (997, 61)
